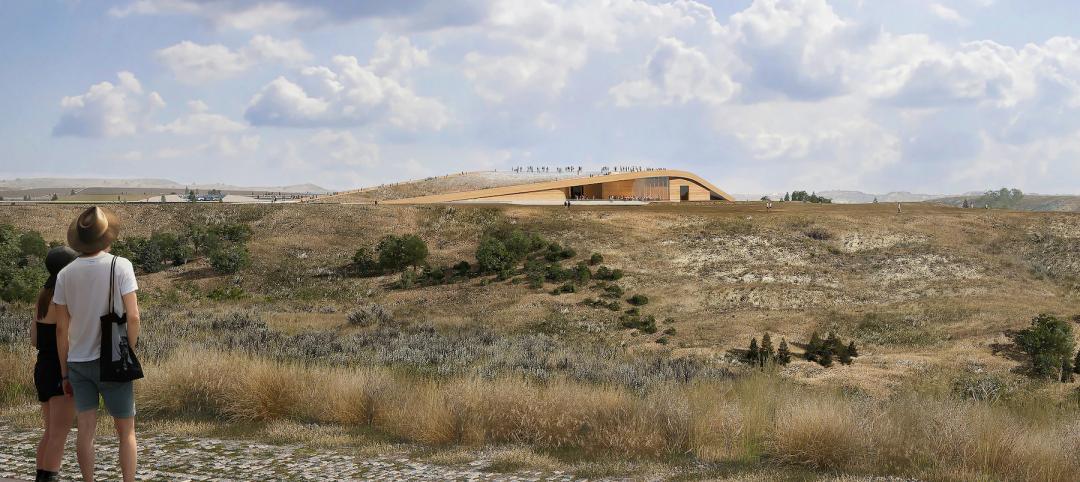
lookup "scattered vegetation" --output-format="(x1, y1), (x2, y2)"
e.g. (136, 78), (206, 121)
(112, 220), (251, 275)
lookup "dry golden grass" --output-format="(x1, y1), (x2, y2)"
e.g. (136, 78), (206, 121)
(119, 349), (1080, 480)
(5, 346), (1080, 480)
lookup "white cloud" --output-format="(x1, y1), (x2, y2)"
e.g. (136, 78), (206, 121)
(930, 3), (969, 25)
(156, 100), (246, 135)
(244, 55), (447, 131)
(610, 37), (738, 106)
(369, 35), (430, 79)
(156, 35), (311, 83)
(52, 71), (165, 138)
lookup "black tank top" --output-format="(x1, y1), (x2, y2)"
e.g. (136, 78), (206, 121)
(36, 322), (59, 365)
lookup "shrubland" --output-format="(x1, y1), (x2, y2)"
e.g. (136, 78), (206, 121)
(0, 201), (1079, 479)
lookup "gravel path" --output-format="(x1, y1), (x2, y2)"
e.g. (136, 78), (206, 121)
(0, 427), (585, 481)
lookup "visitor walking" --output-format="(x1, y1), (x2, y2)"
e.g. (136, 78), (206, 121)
(30, 246), (79, 482)
(54, 206), (142, 482)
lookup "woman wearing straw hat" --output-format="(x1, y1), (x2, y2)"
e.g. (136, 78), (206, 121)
(31, 246), (78, 482)
(53, 206), (141, 482)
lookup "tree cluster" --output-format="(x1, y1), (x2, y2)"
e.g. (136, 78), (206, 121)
(786, 191), (832, 204)
(803, 331), (858, 367)
(972, 188), (1024, 209)
(0, 225), (50, 303)
(112, 220), (251, 274)
(745, 333), (793, 367)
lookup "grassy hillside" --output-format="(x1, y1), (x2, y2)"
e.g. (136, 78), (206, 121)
(2, 201), (1079, 479)
(318, 171), (587, 203)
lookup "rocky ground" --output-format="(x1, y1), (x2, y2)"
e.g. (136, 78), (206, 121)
(0, 427), (582, 482)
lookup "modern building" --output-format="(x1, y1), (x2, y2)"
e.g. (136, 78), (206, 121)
(384, 169), (733, 204)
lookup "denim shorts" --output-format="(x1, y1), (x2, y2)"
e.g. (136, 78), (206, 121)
(68, 360), (136, 418)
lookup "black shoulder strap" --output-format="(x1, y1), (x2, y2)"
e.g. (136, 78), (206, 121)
(108, 255), (118, 316)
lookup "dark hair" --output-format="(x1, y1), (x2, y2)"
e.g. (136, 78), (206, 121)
(36, 287), (53, 321)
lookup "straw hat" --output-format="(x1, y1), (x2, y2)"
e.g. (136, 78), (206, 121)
(67, 206), (120, 254)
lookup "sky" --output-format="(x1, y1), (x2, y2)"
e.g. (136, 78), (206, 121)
(2, 0), (1080, 194)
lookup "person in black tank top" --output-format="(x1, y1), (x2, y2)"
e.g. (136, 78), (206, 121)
(30, 246), (78, 482)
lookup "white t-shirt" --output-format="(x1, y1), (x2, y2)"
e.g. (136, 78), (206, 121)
(52, 253), (138, 362)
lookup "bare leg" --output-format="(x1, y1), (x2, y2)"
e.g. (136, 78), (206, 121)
(36, 403), (49, 469)
(43, 395), (74, 471)
(76, 410), (97, 482)
(114, 417), (137, 482)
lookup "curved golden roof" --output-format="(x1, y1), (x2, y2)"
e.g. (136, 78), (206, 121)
(382, 169), (733, 204)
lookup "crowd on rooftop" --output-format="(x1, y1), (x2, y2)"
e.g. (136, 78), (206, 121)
(510, 165), (669, 175)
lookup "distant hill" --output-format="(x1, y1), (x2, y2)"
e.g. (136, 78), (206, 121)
(0, 177), (329, 194)
(817, 190), (942, 204)
(737, 190), (942, 203)
(931, 194), (1080, 212)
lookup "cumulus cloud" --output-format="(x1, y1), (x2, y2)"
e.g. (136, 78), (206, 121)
(52, 71), (165, 138)
(244, 54), (447, 130)
(368, 35), (429, 79)
(156, 100), (246, 135)
(610, 37), (738, 106)
(929, 3), (969, 25)
(156, 35), (310, 83)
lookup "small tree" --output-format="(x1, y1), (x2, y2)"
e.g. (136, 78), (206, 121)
(839, 347), (853, 365)
(777, 339), (791, 365)
(760, 332), (775, 366)
(819, 349), (834, 367)
(1015, 314), (1076, 379)
(378, 234), (428, 273)
(746, 337), (759, 364)
(805, 332), (822, 362)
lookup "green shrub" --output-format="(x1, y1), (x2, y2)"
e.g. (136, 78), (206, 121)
(453, 260), (471, 275)
(550, 282), (576, 295)
(476, 236), (514, 274)
(208, 244), (250, 274)
(207, 222), (252, 244)
(545, 264), (571, 283)
(378, 234), (428, 272)
(18, 231), (47, 259)
(574, 263), (591, 284)
(527, 271), (544, 289)
(1015, 313), (1075, 379)
(620, 313), (657, 334)
(207, 285), (245, 301)
(589, 253), (603, 265)
(595, 266), (624, 281)
(627, 294), (649, 306)
(600, 283), (624, 299)
(150, 232), (193, 266)
(352, 247), (376, 274)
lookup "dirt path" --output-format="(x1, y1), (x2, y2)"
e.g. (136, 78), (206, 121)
(0, 427), (583, 481)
